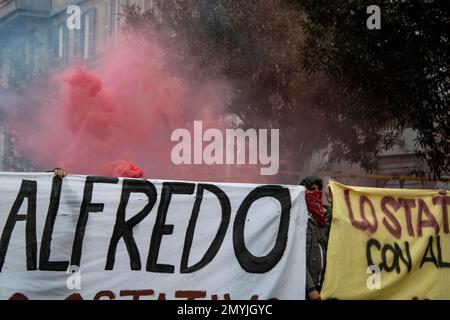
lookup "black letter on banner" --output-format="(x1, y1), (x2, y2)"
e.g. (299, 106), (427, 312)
(420, 235), (439, 268)
(233, 185), (291, 273)
(0, 180), (37, 272)
(40, 176), (69, 271)
(366, 238), (382, 270)
(71, 176), (119, 266)
(180, 184), (231, 273)
(106, 179), (157, 270)
(147, 182), (195, 273)
(437, 236), (450, 268)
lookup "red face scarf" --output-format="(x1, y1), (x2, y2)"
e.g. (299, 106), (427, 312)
(305, 191), (327, 226)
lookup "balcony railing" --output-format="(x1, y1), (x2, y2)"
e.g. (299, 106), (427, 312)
(0, 0), (51, 21)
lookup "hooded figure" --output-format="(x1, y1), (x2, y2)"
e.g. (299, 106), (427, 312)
(300, 176), (330, 300)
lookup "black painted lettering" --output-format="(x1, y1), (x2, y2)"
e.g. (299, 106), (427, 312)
(146, 182), (195, 273)
(233, 185), (291, 273)
(106, 179), (157, 270)
(180, 184), (231, 273)
(40, 177), (69, 271)
(70, 176), (118, 266)
(0, 180), (37, 272)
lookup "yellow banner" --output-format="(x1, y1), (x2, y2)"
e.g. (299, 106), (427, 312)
(321, 181), (450, 300)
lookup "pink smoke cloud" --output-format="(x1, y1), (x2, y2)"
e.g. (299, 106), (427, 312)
(7, 32), (267, 183)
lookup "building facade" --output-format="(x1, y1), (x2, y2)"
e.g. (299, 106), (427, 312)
(300, 127), (448, 190)
(0, 0), (157, 170)
(0, 0), (157, 87)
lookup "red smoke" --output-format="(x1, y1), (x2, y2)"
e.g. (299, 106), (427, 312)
(7, 33), (265, 182)
(110, 160), (144, 178)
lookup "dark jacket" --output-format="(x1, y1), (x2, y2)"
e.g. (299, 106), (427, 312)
(323, 204), (333, 240)
(305, 208), (331, 295)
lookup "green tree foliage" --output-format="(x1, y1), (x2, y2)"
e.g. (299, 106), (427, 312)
(296, 0), (450, 176)
(124, 0), (330, 179)
(124, 0), (449, 178)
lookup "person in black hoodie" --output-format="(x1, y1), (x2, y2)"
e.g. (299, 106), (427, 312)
(300, 176), (330, 300)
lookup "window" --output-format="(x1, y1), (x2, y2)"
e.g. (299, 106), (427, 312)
(104, 0), (114, 36)
(110, 0), (129, 41)
(104, 0), (120, 42)
(73, 27), (83, 58)
(25, 31), (36, 68)
(82, 9), (96, 59)
(57, 24), (69, 65)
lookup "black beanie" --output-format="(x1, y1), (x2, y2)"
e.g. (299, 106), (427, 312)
(299, 176), (323, 190)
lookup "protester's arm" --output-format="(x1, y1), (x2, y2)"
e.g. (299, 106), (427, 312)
(306, 268), (321, 300)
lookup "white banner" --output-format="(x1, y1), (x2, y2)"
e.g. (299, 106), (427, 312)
(0, 172), (307, 300)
